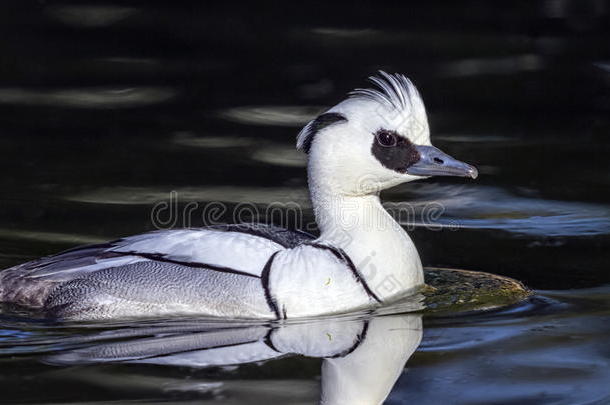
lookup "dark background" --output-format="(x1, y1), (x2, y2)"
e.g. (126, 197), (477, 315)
(0, 0), (609, 289)
(0, 2), (609, 404)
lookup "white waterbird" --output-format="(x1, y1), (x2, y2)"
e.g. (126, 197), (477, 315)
(0, 71), (477, 320)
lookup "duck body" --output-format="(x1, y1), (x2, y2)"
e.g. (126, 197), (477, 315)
(0, 72), (478, 321)
(0, 224), (389, 320)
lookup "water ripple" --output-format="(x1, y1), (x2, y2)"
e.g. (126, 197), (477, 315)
(0, 87), (175, 108)
(218, 105), (323, 127)
(47, 5), (137, 27)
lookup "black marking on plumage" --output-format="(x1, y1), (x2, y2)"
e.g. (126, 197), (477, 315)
(136, 340), (262, 361)
(371, 129), (421, 174)
(305, 242), (343, 261)
(335, 248), (383, 304)
(0, 226), (313, 310)
(112, 251), (260, 279)
(304, 243), (382, 304)
(207, 223), (314, 249)
(261, 251), (281, 320)
(264, 328), (280, 352)
(329, 320), (370, 358)
(299, 112), (347, 154)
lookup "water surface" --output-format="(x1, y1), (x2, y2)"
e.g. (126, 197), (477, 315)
(0, 1), (609, 403)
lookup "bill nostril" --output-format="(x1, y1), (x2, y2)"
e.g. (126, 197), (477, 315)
(433, 157), (444, 165)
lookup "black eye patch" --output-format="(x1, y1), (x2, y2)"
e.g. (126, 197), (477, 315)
(371, 129), (420, 173)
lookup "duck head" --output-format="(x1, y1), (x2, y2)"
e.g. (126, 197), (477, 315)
(297, 71), (478, 196)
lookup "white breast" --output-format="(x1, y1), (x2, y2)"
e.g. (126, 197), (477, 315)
(269, 244), (378, 318)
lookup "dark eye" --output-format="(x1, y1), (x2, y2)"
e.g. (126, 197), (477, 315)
(375, 130), (398, 147)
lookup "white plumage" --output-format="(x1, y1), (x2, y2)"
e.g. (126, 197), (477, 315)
(0, 71), (477, 320)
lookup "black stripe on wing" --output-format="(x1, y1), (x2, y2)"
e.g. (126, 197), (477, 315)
(207, 223), (315, 249)
(113, 251), (260, 278)
(46, 338), (263, 365)
(137, 339), (261, 361)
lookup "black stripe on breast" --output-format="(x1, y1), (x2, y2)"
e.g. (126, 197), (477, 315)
(263, 328), (280, 352)
(305, 243), (382, 304)
(329, 320), (370, 358)
(304, 242), (343, 261)
(112, 251), (259, 279)
(261, 251), (281, 320)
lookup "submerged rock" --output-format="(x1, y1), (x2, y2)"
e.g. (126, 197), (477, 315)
(422, 267), (532, 315)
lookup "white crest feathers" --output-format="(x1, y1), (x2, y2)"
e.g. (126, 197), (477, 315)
(349, 70), (426, 114)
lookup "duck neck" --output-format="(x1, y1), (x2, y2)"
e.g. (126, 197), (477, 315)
(308, 176), (424, 301)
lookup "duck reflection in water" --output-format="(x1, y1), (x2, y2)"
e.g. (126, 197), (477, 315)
(46, 312), (422, 404)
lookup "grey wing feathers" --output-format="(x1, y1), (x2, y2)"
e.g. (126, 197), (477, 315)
(44, 260), (273, 320)
(0, 242), (120, 307)
(0, 223), (315, 313)
(46, 325), (279, 366)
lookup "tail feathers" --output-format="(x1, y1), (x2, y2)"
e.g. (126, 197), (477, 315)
(0, 267), (59, 308)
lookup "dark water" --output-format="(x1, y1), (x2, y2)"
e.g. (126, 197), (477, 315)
(0, 1), (609, 404)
